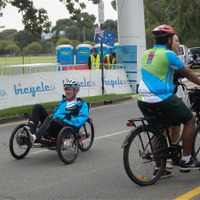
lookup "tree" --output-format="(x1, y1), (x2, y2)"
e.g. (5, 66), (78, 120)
(0, 0), (102, 38)
(52, 12), (96, 42)
(52, 13), (96, 35)
(0, 29), (17, 41)
(13, 30), (36, 63)
(0, 40), (13, 55)
(111, 0), (116, 10)
(10, 0), (51, 38)
(13, 30), (36, 51)
(171, 0), (200, 46)
(102, 19), (117, 37)
(56, 37), (73, 47)
(39, 39), (55, 55)
(6, 43), (20, 55)
(144, 0), (200, 47)
(27, 42), (42, 55)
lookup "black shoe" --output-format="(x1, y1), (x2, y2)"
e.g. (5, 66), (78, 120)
(153, 168), (172, 178)
(179, 157), (200, 170)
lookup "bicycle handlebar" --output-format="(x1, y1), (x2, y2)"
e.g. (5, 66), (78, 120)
(175, 81), (199, 92)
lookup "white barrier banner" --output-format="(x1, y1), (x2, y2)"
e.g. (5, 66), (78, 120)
(0, 69), (131, 110)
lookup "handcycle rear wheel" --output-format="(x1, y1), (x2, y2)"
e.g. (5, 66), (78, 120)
(123, 125), (167, 186)
(57, 127), (79, 164)
(9, 124), (31, 159)
(78, 118), (94, 151)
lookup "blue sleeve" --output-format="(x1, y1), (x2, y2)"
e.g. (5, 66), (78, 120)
(52, 100), (62, 118)
(165, 51), (184, 71)
(63, 102), (89, 128)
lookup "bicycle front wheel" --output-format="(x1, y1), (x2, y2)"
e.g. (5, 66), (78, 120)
(192, 124), (200, 160)
(57, 127), (79, 164)
(123, 125), (167, 186)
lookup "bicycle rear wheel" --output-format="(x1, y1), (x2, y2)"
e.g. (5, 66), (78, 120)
(123, 125), (167, 186)
(192, 124), (200, 160)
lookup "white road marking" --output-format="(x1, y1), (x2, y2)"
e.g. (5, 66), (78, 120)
(30, 130), (129, 155)
(94, 130), (128, 140)
(31, 149), (49, 154)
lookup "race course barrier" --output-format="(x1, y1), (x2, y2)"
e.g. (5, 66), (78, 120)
(0, 69), (131, 110)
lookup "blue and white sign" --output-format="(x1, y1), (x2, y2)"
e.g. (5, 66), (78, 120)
(116, 45), (137, 93)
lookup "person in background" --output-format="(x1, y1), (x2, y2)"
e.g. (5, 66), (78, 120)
(23, 80), (89, 145)
(88, 48), (100, 69)
(138, 24), (200, 177)
(103, 52), (116, 69)
(166, 34), (193, 169)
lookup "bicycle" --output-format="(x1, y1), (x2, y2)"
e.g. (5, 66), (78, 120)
(9, 111), (95, 165)
(122, 85), (200, 186)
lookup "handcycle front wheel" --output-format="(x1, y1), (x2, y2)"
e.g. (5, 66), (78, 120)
(78, 118), (95, 151)
(123, 125), (167, 186)
(9, 124), (31, 159)
(57, 127), (79, 164)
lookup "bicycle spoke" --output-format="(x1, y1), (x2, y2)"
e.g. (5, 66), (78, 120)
(123, 125), (167, 186)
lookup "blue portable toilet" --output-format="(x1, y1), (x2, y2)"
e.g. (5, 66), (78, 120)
(76, 44), (92, 64)
(94, 44), (111, 61)
(56, 44), (74, 65)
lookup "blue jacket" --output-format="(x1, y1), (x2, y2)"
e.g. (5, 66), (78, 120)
(52, 97), (89, 128)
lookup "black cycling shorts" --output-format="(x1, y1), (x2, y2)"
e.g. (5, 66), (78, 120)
(138, 94), (193, 125)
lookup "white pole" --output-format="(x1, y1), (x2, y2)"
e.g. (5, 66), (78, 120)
(116, 0), (146, 84)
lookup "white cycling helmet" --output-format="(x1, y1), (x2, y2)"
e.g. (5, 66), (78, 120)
(64, 79), (80, 92)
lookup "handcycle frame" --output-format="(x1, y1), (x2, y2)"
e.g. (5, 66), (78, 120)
(9, 113), (95, 165)
(122, 84), (200, 186)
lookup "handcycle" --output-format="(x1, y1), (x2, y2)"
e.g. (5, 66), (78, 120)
(122, 85), (200, 186)
(9, 110), (95, 165)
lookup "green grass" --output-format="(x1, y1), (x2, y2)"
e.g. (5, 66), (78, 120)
(0, 94), (133, 118)
(0, 55), (57, 66)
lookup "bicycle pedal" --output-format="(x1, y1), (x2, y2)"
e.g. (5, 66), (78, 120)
(180, 169), (191, 173)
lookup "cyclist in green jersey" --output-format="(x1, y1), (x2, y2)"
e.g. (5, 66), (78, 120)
(138, 24), (200, 174)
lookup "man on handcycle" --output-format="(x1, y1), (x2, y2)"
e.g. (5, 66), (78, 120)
(23, 79), (89, 145)
(137, 24), (200, 176)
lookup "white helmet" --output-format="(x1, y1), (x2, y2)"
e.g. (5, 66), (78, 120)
(64, 79), (80, 92)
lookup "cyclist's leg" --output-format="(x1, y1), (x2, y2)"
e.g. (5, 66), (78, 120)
(35, 118), (67, 140)
(44, 118), (68, 138)
(170, 97), (183, 144)
(138, 100), (167, 169)
(34, 116), (53, 139)
(167, 121), (181, 168)
(158, 95), (194, 156)
(181, 117), (196, 156)
(137, 100), (164, 128)
(30, 104), (49, 133)
(170, 121), (181, 144)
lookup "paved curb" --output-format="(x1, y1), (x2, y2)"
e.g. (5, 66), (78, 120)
(0, 95), (137, 124)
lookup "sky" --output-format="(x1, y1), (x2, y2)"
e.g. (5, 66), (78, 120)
(0, 0), (117, 31)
